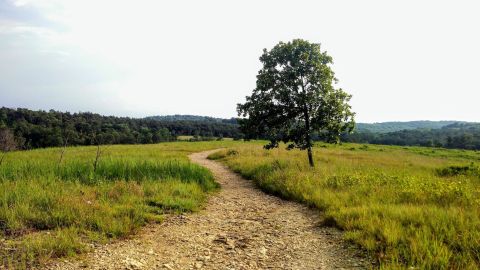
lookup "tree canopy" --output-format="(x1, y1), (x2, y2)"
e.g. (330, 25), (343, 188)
(238, 39), (355, 166)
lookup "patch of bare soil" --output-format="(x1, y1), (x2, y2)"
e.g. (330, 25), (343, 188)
(45, 150), (372, 270)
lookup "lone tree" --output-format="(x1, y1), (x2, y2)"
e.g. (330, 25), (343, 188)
(237, 39), (355, 167)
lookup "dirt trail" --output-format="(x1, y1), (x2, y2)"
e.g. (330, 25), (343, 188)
(46, 150), (371, 270)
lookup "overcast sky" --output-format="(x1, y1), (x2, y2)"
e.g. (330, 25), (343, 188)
(0, 0), (479, 122)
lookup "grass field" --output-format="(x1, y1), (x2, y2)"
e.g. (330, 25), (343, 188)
(209, 143), (480, 269)
(176, 135), (194, 141)
(3, 140), (480, 269)
(0, 141), (241, 268)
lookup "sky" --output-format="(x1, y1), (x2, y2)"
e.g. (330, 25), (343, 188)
(0, 0), (479, 123)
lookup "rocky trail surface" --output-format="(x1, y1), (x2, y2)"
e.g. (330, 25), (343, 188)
(46, 150), (371, 270)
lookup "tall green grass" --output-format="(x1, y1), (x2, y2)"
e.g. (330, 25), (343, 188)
(210, 143), (480, 269)
(1, 159), (217, 188)
(0, 141), (242, 268)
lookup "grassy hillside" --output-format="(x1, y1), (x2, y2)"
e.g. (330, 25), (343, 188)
(0, 141), (241, 268)
(209, 143), (480, 269)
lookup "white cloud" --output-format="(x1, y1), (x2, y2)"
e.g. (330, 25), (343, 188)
(0, 0), (479, 121)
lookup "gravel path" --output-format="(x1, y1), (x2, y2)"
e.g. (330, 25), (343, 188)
(45, 150), (371, 270)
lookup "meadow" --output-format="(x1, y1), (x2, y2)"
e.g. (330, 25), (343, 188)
(3, 140), (479, 269)
(209, 143), (480, 269)
(0, 141), (240, 268)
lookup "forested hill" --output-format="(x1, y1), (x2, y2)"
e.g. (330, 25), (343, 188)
(146, 115), (238, 124)
(356, 121), (460, 133)
(1, 107), (479, 150)
(0, 108), (241, 149)
(344, 122), (480, 150)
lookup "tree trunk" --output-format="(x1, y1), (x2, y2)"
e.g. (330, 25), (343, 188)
(307, 145), (314, 167)
(300, 78), (314, 167)
(304, 112), (314, 167)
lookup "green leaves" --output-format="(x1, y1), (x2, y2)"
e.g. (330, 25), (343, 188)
(238, 39), (355, 161)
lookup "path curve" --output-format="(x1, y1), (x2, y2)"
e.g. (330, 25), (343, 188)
(46, 150), (370, 270)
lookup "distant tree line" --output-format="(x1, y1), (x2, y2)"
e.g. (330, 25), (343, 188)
(0, 108), (242, 149)
(355, 121), (459, 133)
(2, 107), (478, 151)
(341, 122), (480, 150)
(146, 115), (238, 125)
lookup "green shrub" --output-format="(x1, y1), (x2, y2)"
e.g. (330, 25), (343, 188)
(436, 163), (480, 178)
